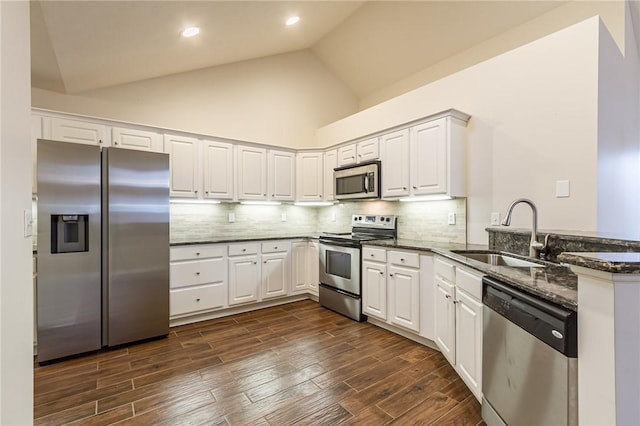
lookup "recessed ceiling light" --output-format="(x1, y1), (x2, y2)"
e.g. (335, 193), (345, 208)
(181, 27), (200, 38)
(285, 16), (300, 26)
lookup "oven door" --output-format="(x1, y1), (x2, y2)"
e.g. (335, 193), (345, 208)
(319, 240), (361, 295)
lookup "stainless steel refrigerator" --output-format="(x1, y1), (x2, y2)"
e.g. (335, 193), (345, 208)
(37, 139), (169, 363)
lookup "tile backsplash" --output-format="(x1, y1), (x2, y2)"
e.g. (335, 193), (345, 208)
(32, 198), (467, 247)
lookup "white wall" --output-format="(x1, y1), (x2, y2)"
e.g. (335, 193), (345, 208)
(316, 18), (602, 244)
(597, 4), (640, 239)
(360, 1), (625, 109)
(0, 1), (34, 424)
(32, 50), (358, 149)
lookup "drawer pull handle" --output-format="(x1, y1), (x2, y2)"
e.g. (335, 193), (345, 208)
(196, 252), (200, 256)
(242, 248), (246, 252)
(196, 272), (200, 275)
(274, 246), (278, 249)
(400, 258), (405, 262)
(370, 253), (374, 257)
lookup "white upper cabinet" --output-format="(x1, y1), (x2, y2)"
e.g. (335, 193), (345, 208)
(337, 137), (380, 167)
(410, 118), (448, 196)
(203, 139), (234, 200)
(164, 134), (200, 198)
(50, 117), (108, 146)
(337, 144), (357, 167)
(382, 113), (469, 199)
(237, 145), (267, 200)
(268, 150), (295, 201)
(323, 150), (337, 201)
(111, 126), (163, 152)
(356, 137), (379, 163)
(296, 152), (323, 202)
(380, 129), (410, 198)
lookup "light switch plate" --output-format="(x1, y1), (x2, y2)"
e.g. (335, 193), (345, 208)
(491, 212), (500, 226)
(228, 213), (235, 223)
(448, 212), (456, 225)
(556, 180), (570, 198)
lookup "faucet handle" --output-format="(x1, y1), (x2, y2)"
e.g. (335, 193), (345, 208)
(532, 234), (551, 258)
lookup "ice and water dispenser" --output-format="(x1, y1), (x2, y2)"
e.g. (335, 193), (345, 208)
(50, 214), (89, 253)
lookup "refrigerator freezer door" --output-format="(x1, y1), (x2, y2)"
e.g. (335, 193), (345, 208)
(102, 148), (170, 346)
(37, 140), (102, 362)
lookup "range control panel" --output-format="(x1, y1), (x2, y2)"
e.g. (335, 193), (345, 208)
(351, 214), (397, 230)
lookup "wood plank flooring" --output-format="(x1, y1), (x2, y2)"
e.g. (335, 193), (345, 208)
(34, 300), (484, 425)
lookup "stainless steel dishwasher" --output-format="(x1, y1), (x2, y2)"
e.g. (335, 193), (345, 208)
(482, 277), (578, 426)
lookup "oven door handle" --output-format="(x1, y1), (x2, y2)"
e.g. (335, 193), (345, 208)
(319, 239), (359, 249)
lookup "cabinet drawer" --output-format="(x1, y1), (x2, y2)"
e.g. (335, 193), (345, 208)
(261, 241), (290, 254)
(455, 266), (482, 301)
(170, 284), (225, 316)
(170, 258), (224, 289)
(363, 247), (386, 262)
(171, 245), (224, 261)
(435, 257), (455, 282)
(389, 250), (419, 268)
(229, 243), (259, 256)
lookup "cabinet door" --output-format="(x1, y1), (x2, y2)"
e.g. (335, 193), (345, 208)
(268, 150), (295, 201)
(380, 129), (410, 198)
(388, 265), (420, 332)
(228, 256), (259, 305)
(337, 144), (357, 167)
(164, 134), (200, 198)
(237, 145), (267, 200)
(291, 242), (308, 294)
(410, 119), (447, 195)
(203, 140), (234, 200)
(50, 117), (107, 146)
(357, 137), (379, 163)
(362, 261), (387, 321)
(455, 287), (483, 401)
(323, 150), (337, 201)
(296, 152), (323, 201)
(31, 115), (42, 194)
(261, 253), (288, 299)
(434, 277), (456, 364)
(307, 241), (320, 295)
(112, 126), (162, 152)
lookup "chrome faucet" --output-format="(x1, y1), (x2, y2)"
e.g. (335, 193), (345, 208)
(501, 198), (548, 258)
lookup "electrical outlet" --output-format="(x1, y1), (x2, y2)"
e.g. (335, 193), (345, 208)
(228, 213), (235, 223)
(281, 213), (287, 222)
(448, 212), (456, 225)
(491, 212), (500, 226)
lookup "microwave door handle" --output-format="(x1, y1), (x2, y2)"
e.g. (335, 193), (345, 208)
(363, 175), (369, 193)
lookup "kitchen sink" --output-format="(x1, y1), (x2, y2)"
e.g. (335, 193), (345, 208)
(453, 251), (544, 268)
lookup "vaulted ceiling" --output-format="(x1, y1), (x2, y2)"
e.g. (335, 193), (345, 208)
(31, 1), (567, 99)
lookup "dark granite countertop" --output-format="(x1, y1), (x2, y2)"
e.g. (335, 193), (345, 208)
(363, 239), (578, 311)
(171, 235), (319, 246)
(558, 252), (640, 274)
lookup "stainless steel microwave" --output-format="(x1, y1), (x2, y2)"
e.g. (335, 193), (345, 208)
(334, 160), (381, 200)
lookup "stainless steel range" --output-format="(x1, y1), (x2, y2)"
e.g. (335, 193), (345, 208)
(319, 214), (397, 321)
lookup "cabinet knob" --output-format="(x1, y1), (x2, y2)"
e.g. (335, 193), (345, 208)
(196, 298), (200, 302)
(358, 154), (362, 157)
(413, 186), (417, 190)
(196, 252), (200, 256)
(98, 139), (103, 144)
(264, 261), (267, 264)
(274, 246), (278, 249)
(263, 193), (266, 196)
(242, 248), (246, 252)
(453, 300), (459, 304)
(195, 190), (198, 194)
(379, 271), (384, 275)
(370, 253), (374, 257)
(402, 187), (407, 190)
(114, 140), (118, 145)
(205, 191), (209, 194)
(272, 194), (275, 197)
(253, 261), (257, 265)
(445, 295), (451, 299)
(318, 195), (322, 198)
(400, 258), (405, 262)
(196, 272), (200, 275)
(389, 274), (394, 277)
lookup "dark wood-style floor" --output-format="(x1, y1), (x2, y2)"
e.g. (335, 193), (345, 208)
(34, 300), (483, 425)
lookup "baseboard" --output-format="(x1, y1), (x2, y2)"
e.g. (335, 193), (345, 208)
(366, 317), (439, 351)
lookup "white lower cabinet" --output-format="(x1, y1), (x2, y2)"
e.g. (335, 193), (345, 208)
(169, 245), (227, 317)
(362, 247), (422, 334)
(261, 242), (290, 300)
(434, 256), (483, 401)
(228, 243), (260, 306)
(291, 240), (320, 295)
